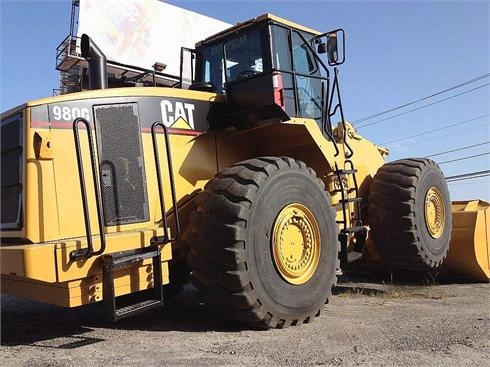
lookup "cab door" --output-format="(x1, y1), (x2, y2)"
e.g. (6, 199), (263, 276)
(271, 25), (325, 128)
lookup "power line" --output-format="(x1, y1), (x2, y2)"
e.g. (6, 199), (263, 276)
(404, 121), (490, 147)
(425, 141), (490, 158)
(446, 169), (490, 180)
(448, 179), (489, 185)
(438, 152), (489, 165)
(446, 169), (490, 182)
(352, 73), (490, 124)
(357, 83), (489, 129)
(382, 114), (489, 145)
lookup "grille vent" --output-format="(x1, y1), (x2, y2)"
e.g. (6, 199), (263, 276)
(94, 103), (149, 226)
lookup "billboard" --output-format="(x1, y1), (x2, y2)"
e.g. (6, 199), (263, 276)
(77, 0), (231, 77)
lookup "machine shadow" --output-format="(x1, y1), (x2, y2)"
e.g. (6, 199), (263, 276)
(1, 284), (251, 347)
(339, 261), (475, 287)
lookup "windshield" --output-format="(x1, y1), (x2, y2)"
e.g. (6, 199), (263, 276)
(224, 28), (268, 83)
(196, 26), (270, 92)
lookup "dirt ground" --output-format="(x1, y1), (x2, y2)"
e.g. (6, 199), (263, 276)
(1, 278), (489, 367)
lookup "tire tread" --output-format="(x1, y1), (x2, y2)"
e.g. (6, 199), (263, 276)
(184, 156), (338, 328)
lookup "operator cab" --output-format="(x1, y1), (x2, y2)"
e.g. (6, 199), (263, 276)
(190, 14), (344, 134)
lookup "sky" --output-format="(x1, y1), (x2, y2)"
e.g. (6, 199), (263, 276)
(0, 0), (489, 201)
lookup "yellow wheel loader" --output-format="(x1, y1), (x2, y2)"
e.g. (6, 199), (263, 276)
(1, 14), (488, 328)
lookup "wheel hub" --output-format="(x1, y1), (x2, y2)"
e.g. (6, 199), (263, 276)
(424, 187), (445, 239)
(272, 203), (321, 285)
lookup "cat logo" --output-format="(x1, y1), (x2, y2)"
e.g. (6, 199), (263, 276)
(160, 100), (195, 130)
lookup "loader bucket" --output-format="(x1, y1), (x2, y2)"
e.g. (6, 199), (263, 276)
(441, 200), (490, 282)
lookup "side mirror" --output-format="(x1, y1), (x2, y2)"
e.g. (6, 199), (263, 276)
(327, 34), (338, 63)
(325, 29), (345, 66)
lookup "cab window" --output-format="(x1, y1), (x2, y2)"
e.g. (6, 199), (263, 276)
(198, 42), (225, 92)
(292, 31), (319, 76)
(271, 25), (292, 71)
(224, 27), (270, 83)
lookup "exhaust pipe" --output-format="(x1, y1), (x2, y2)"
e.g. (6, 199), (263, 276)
(81, 34), (108, 90)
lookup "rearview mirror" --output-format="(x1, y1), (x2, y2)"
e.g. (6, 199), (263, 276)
(325, 29), (345, 66)
(327, 34), (338, 64)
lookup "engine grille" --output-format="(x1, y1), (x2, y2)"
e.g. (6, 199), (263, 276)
(94, 103), (149, 226)
(1, 112), (23, 229)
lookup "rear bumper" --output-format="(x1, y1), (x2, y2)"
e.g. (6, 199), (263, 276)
(1, 228), (173, 306)
(1, 242), (57, 282)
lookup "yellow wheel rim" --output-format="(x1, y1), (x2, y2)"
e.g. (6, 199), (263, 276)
(424, 187), (445, 239)
(271, 203), (321, 285)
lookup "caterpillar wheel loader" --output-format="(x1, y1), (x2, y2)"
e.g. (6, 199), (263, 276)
(1, 14), (486, 328)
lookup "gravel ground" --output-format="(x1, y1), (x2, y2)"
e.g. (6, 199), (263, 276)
(1, 281), (489, 367)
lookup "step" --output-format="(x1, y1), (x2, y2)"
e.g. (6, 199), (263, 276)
(334, 169), (357, 175)
(331, 188), (357, 194)
(341, 226), (366, 234)
(339, 197), (362, 204)
(103, 246), (164, 321)
(109, 249), (160, 269)
(347, 251), (363, 263)
(114, 299), (163, 320)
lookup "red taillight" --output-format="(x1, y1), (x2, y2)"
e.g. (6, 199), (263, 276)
(272, 72), (285, 111)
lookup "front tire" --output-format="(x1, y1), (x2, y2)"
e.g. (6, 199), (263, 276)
(184, 157), (339, 328)
(368, 158), (451, 270)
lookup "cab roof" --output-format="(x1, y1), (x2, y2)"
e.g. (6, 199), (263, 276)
(198, 13), (322, 46)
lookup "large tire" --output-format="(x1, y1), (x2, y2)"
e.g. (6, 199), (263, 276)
(183, 157), (339, 328)
(368, 158), (451, 270)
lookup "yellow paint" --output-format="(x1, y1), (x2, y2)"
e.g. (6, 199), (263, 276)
(0, 85), (389, 309)
(264, 13), (323, 35)
(216, 118), (385, 231)
(441, 200), (490, 282)
(272, 203), (321, 285)
(33, 131), (54, 159)
(424, 187), (445, 239)
(2, 261), (170, 307)
(24, 86), (225, 109)
(172, 117), (192, 129)
(55, 230), (172, 283)
(1, 228), (171, 284)
(2, 92), (218, 244)
(1, 88), (221, 308)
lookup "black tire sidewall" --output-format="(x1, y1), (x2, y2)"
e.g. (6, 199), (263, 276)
(247, 168), (337, 317)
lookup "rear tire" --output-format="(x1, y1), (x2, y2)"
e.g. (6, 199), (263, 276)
(184, 157), (339, 328)
(368, 158), (451, 270)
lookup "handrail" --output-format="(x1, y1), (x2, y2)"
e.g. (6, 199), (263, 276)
(70, 117), (106, 260)
(321, 80), (340, 156)
(151, 121), (181, 243)
(291, 29), (346, 157)
(345, 159), (362, 226)
(329, 67), (354, 158)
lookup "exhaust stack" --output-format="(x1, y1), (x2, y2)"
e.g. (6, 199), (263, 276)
(81, 34), (108, 90)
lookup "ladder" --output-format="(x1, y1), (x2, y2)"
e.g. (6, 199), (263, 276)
(102, 247), (164, 321)
(326, 67), (367, 268)
(72, 115), (180, 321)
(100, 121), (181, 321)
(332, 160), (367, 268)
